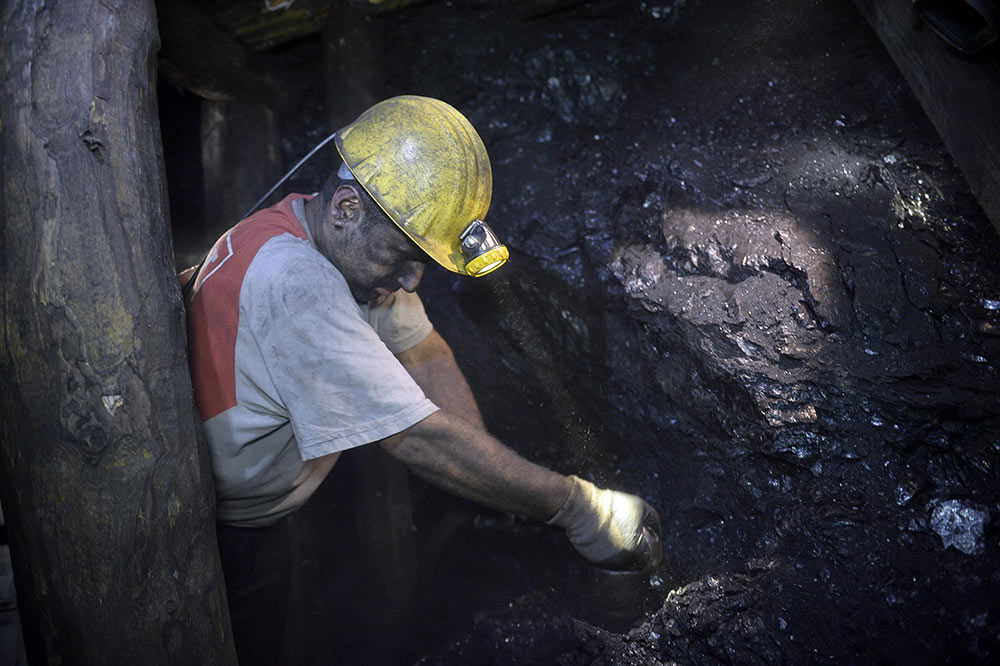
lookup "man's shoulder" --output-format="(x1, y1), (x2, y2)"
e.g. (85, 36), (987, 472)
(241, 233), (355, 322)
(248, 232), (336, 285)
(188, 196), (311, 300)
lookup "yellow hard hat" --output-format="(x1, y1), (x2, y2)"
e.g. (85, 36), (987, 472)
(335, 95), (509, 277)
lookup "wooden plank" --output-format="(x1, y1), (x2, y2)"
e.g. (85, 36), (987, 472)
(318, 8), (412, 658)
(323, 2), (387, 128)
(201, 0), (428, 51)
(351, 447), (418, 646)
(157, 0), (288, 103)
(853, 0), (1000, 235)
(351, 0), (429, 14)
(511, 0), (591, 19)
(200, 100), (283, 240)
(202, 0), (332, 51)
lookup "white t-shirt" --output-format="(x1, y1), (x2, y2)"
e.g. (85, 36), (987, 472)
(186, 194), (438, 527)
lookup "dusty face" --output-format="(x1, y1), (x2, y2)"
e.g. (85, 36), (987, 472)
(308, 183), (429, 304)
(341, 211), (428, 304)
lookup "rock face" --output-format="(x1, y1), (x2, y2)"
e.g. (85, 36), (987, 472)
(164, 0), (1000, 663)
(388, 0), (999, 663)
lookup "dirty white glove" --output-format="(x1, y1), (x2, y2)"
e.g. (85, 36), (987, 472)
(548, 475), (662, 570)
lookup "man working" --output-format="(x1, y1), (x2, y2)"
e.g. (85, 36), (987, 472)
(184, 95), (660, 664)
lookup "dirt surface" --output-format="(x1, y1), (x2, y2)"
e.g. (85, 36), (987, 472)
(165, 0), (1000, 663)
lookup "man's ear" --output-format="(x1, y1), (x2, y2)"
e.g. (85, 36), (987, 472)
(329, 184), (362, 229)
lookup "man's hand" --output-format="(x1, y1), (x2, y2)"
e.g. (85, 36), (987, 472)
(548, 476), (662, 571)
(177, 265), (198, 290)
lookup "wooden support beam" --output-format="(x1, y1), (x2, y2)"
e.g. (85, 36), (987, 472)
(320, 8), (415, 659)
(0, 1), (237, 662)
(323, 2), (387, 129)
(200, 100), (283, 241)
(201, 0), (332, 51)
(351, 0), (429, 15)
(511, 0), (592, 19)
(350, 446), (418, 659)
(200, 0), (429, 51)
(853, 0), (1000, 235)
(157, 0), (288, 103)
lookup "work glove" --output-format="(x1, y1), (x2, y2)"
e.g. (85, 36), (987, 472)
(548, 475), (662, 571)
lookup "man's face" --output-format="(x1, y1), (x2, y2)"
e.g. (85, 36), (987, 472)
(310, 182), (430, 304)
(340, 205), (428, 304)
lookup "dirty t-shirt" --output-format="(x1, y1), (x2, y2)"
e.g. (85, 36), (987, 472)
(186, 194), (438, 527)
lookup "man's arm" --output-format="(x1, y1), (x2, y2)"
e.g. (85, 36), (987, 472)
(391, 327), (662, 570)
(395, 328), (485, 428)
(381, 409), (569, 520)
(393, 328), (558, 516)
(380, 404), (662, 570)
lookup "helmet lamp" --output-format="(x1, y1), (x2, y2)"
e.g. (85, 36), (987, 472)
(460, 219), (509, 276)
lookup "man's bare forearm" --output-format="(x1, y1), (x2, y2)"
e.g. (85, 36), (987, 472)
(396, 328), (485, 428)
(392, 328), (570, 520)
(380, 410), (571, 521)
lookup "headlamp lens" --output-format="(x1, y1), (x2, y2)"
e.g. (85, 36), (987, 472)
(460, 219), (509, 276)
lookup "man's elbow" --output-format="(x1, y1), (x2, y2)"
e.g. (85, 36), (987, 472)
(379, 411), (444, 467)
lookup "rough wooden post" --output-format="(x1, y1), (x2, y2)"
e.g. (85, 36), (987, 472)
(322, 6), (417, 657)
(324, 2), (387, 129)
(349, 447), (418, 645)
(853, 0), (1000, 235)
(0, 1), (237, 663)
(200, 100), (283, 242)
(156, 0), (287, 105)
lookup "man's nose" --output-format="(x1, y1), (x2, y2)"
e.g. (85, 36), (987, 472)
(397, 261), (425, 292)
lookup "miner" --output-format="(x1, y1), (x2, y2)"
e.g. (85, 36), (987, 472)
(183, 95), (661, 664)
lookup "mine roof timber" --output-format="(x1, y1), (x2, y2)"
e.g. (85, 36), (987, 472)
(853, 0), (1000, 237)
(157, 0), (291, 103)
(198, 0), (430, 51)
(156, 0), (612, 104)
(196, 0), (592, 50)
